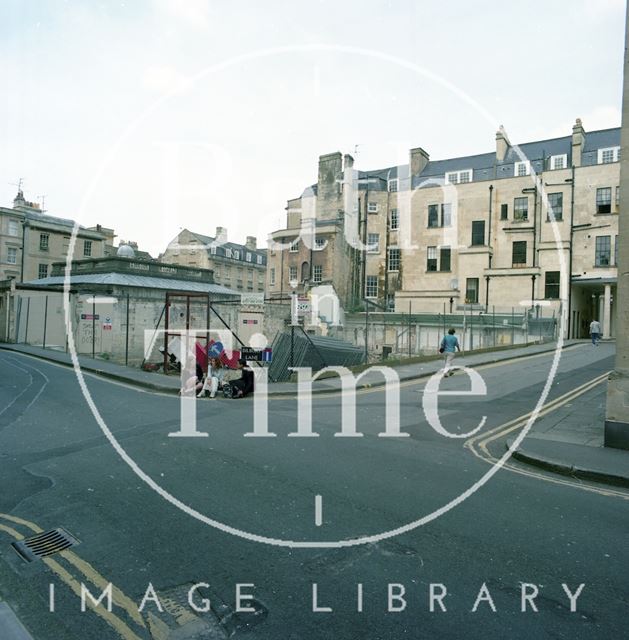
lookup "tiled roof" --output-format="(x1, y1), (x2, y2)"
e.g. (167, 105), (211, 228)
(185, 231), (268, 266)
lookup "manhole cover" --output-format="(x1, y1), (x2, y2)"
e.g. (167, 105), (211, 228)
(12, 528), (80, 562)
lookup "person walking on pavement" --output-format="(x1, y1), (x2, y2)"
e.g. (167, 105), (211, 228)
(440, 328), (461, 377)
(589, 319), (602, 346)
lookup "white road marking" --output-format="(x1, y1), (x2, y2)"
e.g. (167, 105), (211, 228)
(315, 495), (323, 526)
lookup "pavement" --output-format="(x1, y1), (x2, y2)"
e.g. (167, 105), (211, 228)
(507, 365), (629, 488)
(0, 600), (34, 640)
(0, 339), (580, 396)
(1, 339), (627, 491)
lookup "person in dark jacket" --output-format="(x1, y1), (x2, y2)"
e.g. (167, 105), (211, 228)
(230, 359), (254, 398)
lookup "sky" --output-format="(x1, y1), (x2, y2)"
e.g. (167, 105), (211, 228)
(0, 0), (626, 257)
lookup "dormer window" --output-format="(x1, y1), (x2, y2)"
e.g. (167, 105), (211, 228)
(445, 169), (472, 184)
(514, 161), (530, 177)
(598, 147), (620, 164)
(549, 154), (567, 170)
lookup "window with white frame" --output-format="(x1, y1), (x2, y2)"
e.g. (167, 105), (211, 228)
(390, 209), (399, 230)
(428, 203), (452, 228)
(289, 240), (299, 252)
(446, 169), (472, 184)
(7, 247), (17, 264)
(595, 236), (611, 266)
(246, 252), (252, 262)
(38, 263), (48, 279)
(388, 247), (400, 271)
(596, 187), (612, 214)
(367, 233), (380, 253)
(598, 147), (620, 164)
(225, 247), (232, 258)
(367, 202), (378, 213)
(39, 233), (49, 250)
(8, 220), (19, 236)
(427, 246), (437, 271)
(312, 265), (322, 283)
(388, 179), (398, 192)
(83, 240), (92, 257)
(210, 245), (217, 255)
(442, 203), (452, 226)
(270, 267), (276, 285)
(547, 193), (563, 221)
(365, 275), (378, 298)
(257, 255), (263, 264)
(514, 161), (530, 177)
(550, 154), (567, 170)
(315, 237), (326, 250)
(289, 266), (297, 282)
(514, 196), (529, 221)
(233, 250), (240, 260)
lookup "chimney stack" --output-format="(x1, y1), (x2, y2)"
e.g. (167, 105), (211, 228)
(215, 226), (228, 244)
(409, 147), (430, 175)
(572, 118), (585, 167)
(245, 236), (257, 250)
(496, 126), (510, 162)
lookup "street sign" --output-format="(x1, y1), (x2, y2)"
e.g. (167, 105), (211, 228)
(240, 347), (273, 362)
(208, 342), (224, 358)
(81, 314), (99, 320)
(292, 295), (311, 317)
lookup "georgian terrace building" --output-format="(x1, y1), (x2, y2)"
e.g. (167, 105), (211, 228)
(160, 228), (267, 294)
(268, 119), (620, 338)
(0, 190), (107, 283)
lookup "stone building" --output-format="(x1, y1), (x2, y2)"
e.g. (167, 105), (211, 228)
(267, 152), (403, 311)
(268, 120), (620, 338)
(0, 190), (108, 282)
(160, 228), (267, 293)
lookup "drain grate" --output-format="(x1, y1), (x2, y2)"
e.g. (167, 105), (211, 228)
(12, 527), (80, 562)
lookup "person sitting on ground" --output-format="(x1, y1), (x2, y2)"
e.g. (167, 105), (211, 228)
(197, 357), (225, 398)
(229, 358), (255, 398)
(180, 362), (204, 395)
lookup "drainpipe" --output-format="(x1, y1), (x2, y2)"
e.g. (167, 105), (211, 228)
(532, 184), (538, 269)
(567, 165), (576, 339)
(20, 219), (28, 282)
(384, 186), (391, 308)
(486, 185), (493, 308)
(487, 184), (494, 264)
(362, 186), (369, 307)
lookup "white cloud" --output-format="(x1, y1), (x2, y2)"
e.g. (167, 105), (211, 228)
(156, 0), (212, 29)
(582, 0), (625, 19)
(142, 65), (192, 93)
(554, 106), (621, 137)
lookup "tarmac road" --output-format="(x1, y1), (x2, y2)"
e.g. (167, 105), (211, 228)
(0, 343), (626, 639)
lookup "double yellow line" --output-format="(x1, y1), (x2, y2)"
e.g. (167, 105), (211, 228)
(465, 371), (629, 499)
(0, 513), (146, 640)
